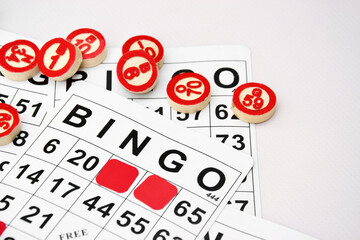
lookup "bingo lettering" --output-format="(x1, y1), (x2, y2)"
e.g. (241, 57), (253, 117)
(0, 84), (252, 240)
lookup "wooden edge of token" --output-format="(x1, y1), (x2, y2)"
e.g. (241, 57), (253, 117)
(80, 46), (107, 68)
(168, 94), (211, 113)
(232, 101), (276, 123)
(0, 65), (39, 81)
(52, 45), (83, 81)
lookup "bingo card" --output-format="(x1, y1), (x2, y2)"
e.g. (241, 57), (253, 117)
(0, 82), (253, 240)
(0, 31), (261, 217)
(206, 207), (317, 240)
(54, 45), (262, 217)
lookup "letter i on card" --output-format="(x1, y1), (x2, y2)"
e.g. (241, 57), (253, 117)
(38, 38), (82, 81)
(0, 40), (40, 81)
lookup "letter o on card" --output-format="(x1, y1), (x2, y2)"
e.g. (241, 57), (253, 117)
(0, 39), (40, 81)
(232, 82), (276, 123)
(0, 103), (21, 146)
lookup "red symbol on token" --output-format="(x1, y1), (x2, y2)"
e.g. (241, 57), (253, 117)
(0, 221), (6, 236)
(38, 38), (82, 81)
(232, 82), (276, 123)
(175, 80), (203, 96)
(0, 40), (39, 80)
(66, 28), (107, 68)
(96, 159), (139, 193)
(167, 72), (211, 113)
(116, 50), (158, 94)
(134, 175), (178, 210)
(0, 112), (12, 130)
(122, 35), (164, 69)
(242, 88), (264, 109)
(0, 103), (21, 146)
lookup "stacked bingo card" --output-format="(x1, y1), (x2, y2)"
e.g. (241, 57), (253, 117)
(206, 207), (317, 240)
(0, 82), (253, 240)
(0, 73), (55, 159)
(54, 45), (261, 216)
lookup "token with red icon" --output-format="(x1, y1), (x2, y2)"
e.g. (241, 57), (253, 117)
(66, 28), (107, 68)
(38, 38), (82, 81)
(0, 39), (39, 81)
(167, 72), (211, 113)
(0, 103), (21, 146)
(232, 82), (276, 123)
(122, 35), (164, 69)
(116, 50), (158, 94)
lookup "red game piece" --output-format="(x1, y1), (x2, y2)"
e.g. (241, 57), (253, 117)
(0, 103), (21, 146)
(0, 39), (39, 81)
(38, 38), (82, 81)
(96, 159), (139, 193)
(167, 72), (211, 113)
(232, 82), (276, 123)
(116, 50), (158, 94)
(134, 175), (178, 210)
(66, 28), (107, 68)
(0, 221), (6, 236)
(122, 35), (164, 69)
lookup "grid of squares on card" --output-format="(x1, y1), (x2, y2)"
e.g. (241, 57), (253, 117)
(0, 38), (261, 217)
(0, 83), (253, 240)
(56, 46), (261, 217)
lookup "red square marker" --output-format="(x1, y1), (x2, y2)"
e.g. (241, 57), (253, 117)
(0, 221), (6, 236)
(134, 175), (178, 210)
(96, 159), (139, 193)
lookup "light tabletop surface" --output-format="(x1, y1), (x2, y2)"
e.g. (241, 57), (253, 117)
(1, 1), (360, 239)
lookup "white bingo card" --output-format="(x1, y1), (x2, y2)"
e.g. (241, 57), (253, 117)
(206, 207), (318, 240)
(54, 45), (262, 217)
(0, 82), (253, 240)
(0, 30), (261, 216)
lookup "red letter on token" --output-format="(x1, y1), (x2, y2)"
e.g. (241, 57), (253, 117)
(134, 175), (178, 210)
(139, 62), (150, 73)
(96, 159), (139, 193)
(124, 67), (140, 80)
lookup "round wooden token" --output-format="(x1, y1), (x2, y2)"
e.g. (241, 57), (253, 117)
(122, 35), (164, 69)
(0, 103), (21, 146)
(232, 82), (276, 123)
(167, 72), (211, 113)
(0, 39), (39, 81)
(38, 38), (82, 81)
(116, 50), (158, 94)
(66, 28), (107, 68)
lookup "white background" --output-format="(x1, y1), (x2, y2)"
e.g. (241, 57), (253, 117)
(1, 1), (359, 239)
